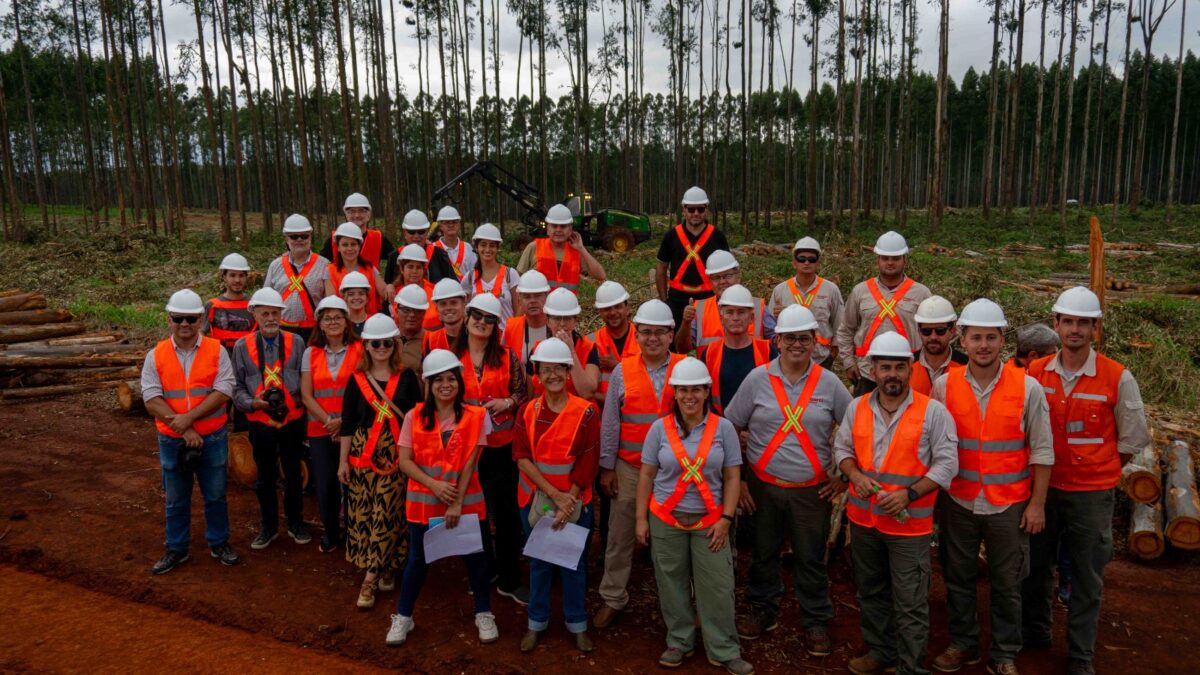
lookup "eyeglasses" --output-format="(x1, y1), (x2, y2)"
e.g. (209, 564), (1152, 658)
(537, 364), (569, 374)
(778, 333), (814, 346)
(793, 254), (819, 264)
(287, 233), (311, 241)
(468, 309), (499, 325)
(368, 339), (395, 349)
(919, 326), (951, 336)
(637, 328), (672, 338)
(319, 315), (345, 324)
(684, 206), (705, 214)
(169, 315), (200, 324)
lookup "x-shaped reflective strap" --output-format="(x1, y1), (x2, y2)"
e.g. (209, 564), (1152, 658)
(781, 404), (805, 435)
(681, 455), (705, 484)
(371, 399), (394, 425)
(878, 297), (899, 319)
(287, 275), (305, 292)
(263, 365), (284, 388)
(683, 243), (702, 263)
(794, 290), (817, 307)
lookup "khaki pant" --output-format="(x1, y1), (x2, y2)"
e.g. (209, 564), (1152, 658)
(850, 522), (932, 675)
(599, 459), (640, 609)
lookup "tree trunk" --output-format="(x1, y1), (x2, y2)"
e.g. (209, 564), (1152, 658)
(1002, 0), (1026, 217)
(1058, 0), (1078, 231)
(70, 0), (102, 229)
(806, 5), (819, 229)
(1164, 440), (1200, 550)
(1110, 4), (1133, 224)
(191, 0), (232, 242)
(11, 0), (50, 231)
(981, 0), (1002, 219)
(929, 0), (949, 230)
(1165, 0), (1187, 224)
(1029, 0), (1049, 218)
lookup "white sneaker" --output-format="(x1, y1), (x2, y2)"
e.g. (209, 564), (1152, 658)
(475, 612), (499, 644)
(386, 614), (414, 646)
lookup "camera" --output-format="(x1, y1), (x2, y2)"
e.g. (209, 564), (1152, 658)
(181, 445), (203, 472)
(262, 387), (288, 423)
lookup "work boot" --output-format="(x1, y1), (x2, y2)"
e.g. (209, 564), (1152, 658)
(1067, 661), (1095, 675)
(520, 629), (541, 653)
(150, 550), (189, 576)
(807, 627), (832, 656)
(987, 661), (1019, 675)
(932, 645), (981, 672)
(574, 630), (595, 653)
(209, 543), (240, 566)
(593, 604), (621, 628)
(735, 612), (778, 640)
(658, 647), (694, 668)
(707, 656), (755, 675)
(848, 653), (894, 675)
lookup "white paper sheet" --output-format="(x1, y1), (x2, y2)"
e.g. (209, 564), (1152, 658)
(423, 513), (484, 563)
(522, 515), (590, 570)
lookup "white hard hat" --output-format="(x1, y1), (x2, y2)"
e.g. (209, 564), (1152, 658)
(544, 288), (582, 316)
(668, 356), (712, 386)
(517, 269), (551, 294)
(915, 295), (958, 324)
(219, 253), (250, 272)
(402, 209), (431, 231)
(775, 305), (819, 333)
(958, 298), (1009, 328)
(472, 223), (503, 242)
(1052, 286), (1103, 319)
(633, 299), (675, 327)
(338, 270), (371, 291)
(282, 213), (312, 233)
(705, 249), (739, 274)
(431, 278), (467, 302)
(594, 280), (630, 309)
(343, 192), (371, 210)
(361, 313), (400, 340)
(866, 332), (914, 359)
(792, 236), (821, 254)
(248, 287), (286, 309)
(436, 205), (461, 222)
(467, 293), (502, 318)
(394, 284), (431, 310)
(398, 243), (428, 264)
(422, 349), (463, 377)
(165, 289), (204, 315)
(718, 284), (756, 308)
(531, 337), (575, 365)
(316, 296), (349, 314)
(681, 186), (710, 206)
(545, 204), (575, 225)
(873, 230), (909, 256)
(334, 222), (364, 241)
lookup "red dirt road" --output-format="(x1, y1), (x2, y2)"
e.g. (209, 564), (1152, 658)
(1, 397), (1198, 673)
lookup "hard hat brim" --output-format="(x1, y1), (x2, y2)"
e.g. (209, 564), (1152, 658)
(774, 323), (819, 334)
(594, 293), (630, 309)
(915, 313), (958, 324)
(873, 245), (910, 256)
(164, 304), (204, 315)
(1051, 304), (1102, 319)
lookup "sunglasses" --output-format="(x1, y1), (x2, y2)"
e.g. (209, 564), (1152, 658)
(368, 339), (395, 349)
(406, 229), (429, 236)
(779, 333), (814, 346)
(170, 315), (200, 324)
(684, 206), (706, 214)
(287, 233), (311, 240)
(919, 326), (951, 336)
(468, 309), (499, 325)
(794, 254), (819, 264)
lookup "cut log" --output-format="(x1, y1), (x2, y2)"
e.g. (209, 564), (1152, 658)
(1, 380), (138, 401)
(0, 351), (145, 369)
(3, 332), (126, 350)
(0, 293), (47, 312)
(0, 366), (142, 389)
(0, 308), (73, 326)
(0, 323), (86, 345)
(0, 289), (23, 297)
(1121, 445), (1163, 504)
(1, 343), (142, 356)
(1164, 440), (1200, 550)
(1129, 501), (1166, 560)
(116, 380), (144, 413)
(228, 431), (257, 487)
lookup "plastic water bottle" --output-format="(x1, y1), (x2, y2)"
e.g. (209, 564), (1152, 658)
(871, 484), (910, 523)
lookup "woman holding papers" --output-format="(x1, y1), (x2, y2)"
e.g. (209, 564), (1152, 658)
(512, 338), (602, 654)
(385, 349), (495, 646)
(635, 357), (753, 675)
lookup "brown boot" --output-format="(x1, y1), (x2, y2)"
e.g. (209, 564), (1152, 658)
(987, 661), (1019, 675)
(356, 578), (377, 609)
(847, 652), (893, 675)
(519, 629), (540, 653)
(735, 612), (778, 640)
(593, 605), (621, 629)
(574, 631), (594, 653)
(806, 627), (832, 657)
(932, 645), (981, 673)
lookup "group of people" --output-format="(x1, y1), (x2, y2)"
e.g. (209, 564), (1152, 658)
(140, 187), (1149, 675)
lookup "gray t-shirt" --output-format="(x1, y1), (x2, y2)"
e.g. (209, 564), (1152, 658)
(642, 414), (742, 513)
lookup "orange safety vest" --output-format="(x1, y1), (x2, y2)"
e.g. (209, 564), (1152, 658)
(945, 363), (1032, 505)
(328, 262), (381, 316)
(667, 224), (715, 294)
(693, 296), (765, 357)
(649, 413), (725, 530)
(530, 334), (596, 397)
(405, 404), (488, 524)
(855, 277), (917, 357)
(472, 264), (508, 299)
(306, 342), (364, 437)
(749, 366), (828, 488)
(420, 279), (443, 330)
(910, 359), (965, 396)
(589, 324), (640, 403)
(436, 239), (467, 278)
(422, 327), (451, 356)
(279, 253), (320, 329)
(846, 393), (937, 536)
(206, 296), (253, 348)
(153, 337), (229, 438)
(535, 238), (581, 292)
(330, 229), (384, 270)
(502, 314), (545, 364)
(244, 331), (304, 428)
(617, 353), (685, 468)
(517, 394), (595, 508)
(703, 338), (771, 414)
(1028, 353), (1125, 492)
(347, 371), (403, 475)
(785, 277), (831, 346)
(460, 348), (515, 446)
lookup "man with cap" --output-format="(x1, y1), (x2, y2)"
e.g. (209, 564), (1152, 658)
(1013, 323), (1060, 370)
(433, 205), (477, 280)
(265, 214), (330, 342)
(393, 284), (431, 374)
(422, 278), (469, 355)
(594, 299), (685, 629)
(929, 299), (1054, 675)
(835, 230), (931, 397)
(769, 236), (843, 368)
(1021, 287), (1151, 675)
(702, 285), (778, 415)
(655, 186), (731, 329)
(319, 193), (397, 280)
(724, 305), (851, 653)
(142, 289), (240, 574)
(516, 204), (607, 292)
(588, 281), (639, 409)
(503, 270), (553, 368)
(834, 332), (958, 675)
(399, 208), (457, 283)
(233, 288), (311, 550)
(675, 249), (775, 356)
(910, 296), (968, 396)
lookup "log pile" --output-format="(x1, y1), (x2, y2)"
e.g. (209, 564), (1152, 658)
(1127, 439), (1200, 560)
(0, 289), (144, 401)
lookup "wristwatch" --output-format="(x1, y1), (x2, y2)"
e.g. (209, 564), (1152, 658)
(906, 486), (920, 503)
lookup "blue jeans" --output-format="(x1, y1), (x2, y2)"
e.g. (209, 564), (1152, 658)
(396, 521), (492, 617)
(158, 427), (230, 552)
(520, 502), (593, 633)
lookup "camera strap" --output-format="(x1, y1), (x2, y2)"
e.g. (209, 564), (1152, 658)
(365, 373), (405, 422)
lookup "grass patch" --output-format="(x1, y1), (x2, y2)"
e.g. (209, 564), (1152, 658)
(68, 299), (164, 332)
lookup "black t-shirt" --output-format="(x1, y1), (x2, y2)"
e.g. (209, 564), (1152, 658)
(718, 342), (779, 410)
(656, 224), (730, 297)
(610, 330), (629, 355)
(339, 369), (423, 438)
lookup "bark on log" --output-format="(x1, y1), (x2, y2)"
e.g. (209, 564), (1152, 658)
(0, 293), (47, 312)
(1129, 501), (1166, 560)
(1, 343), (142, 356)
(3, 332), (126, 350)
(1164, 440), (1200, 550)
(0, 366), (141, 389)
(1121, 445), (1163, 504)
(0, 288), (23, 297)
(0, 308), (73, 326)
(116, 380), (144, 413)
(0, 323), (86, 344)
(0, 352), (144, 369)
(1, 380), (137, 400)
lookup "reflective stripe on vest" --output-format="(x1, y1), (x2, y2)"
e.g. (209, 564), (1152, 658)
(786, 277), (831, 346)
(703, 338), (771, 414)
(854, 277), (916, 357)
(535, 238), (581, 292)
(279, 253), (319, 328)
(617, 354), (684, 468)
(461, 348), (515, 446)
(649, 413), (724, 530)
(749, 366), (827, 488)
(153, 337), (228, 437)
(845, 393), (937, 536)
(347, 371), (402, 475)
(945, 363), (1032, 505)
(667, 224), (715, 293)
(405, 404), (487, 524)
(207, 297), (253, 347)
(517, 395), (594, 508)
(307, 342), (363, 437)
